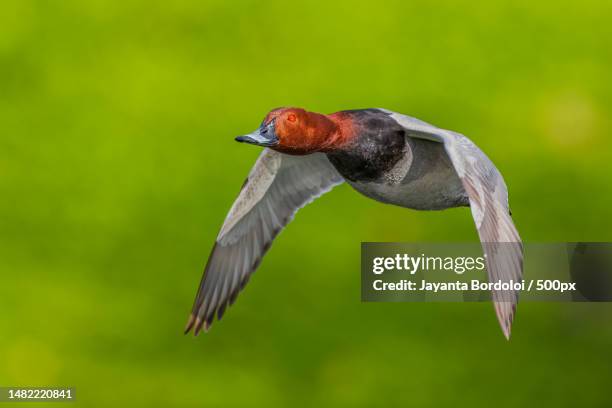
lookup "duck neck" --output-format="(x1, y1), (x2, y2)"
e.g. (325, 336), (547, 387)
(297, 111), (341, 153)
(319, 112), (355, 152)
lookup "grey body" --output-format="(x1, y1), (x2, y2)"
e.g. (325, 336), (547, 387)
(324, 108), (468, 210)
(339, 137), (469, 211)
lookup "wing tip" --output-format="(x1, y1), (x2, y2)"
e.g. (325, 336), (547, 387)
(501, 323), (512, 340)
(184, 313), (213, 336)
(494, 302), (516, 340)
(184, 314), (196, 334)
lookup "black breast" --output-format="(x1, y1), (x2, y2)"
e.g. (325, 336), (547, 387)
(326, 109), (406, 182)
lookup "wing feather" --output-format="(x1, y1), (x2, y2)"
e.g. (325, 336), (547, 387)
(185, 149), (344, 334)
(382, 109), (523, 339)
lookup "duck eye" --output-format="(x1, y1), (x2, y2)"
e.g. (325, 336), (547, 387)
(287, 113), (297, 123)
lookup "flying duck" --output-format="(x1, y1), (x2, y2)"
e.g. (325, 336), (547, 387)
(184, 108), (523, 339)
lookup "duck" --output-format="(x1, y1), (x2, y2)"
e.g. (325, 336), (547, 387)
(184, 108), (523, 339)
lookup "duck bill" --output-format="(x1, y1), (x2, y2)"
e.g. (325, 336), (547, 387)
(235, 121), (279, 147)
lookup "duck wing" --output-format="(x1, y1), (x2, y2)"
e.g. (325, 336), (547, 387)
(381, 109), (523, 339)
(185, 149), (344, 334)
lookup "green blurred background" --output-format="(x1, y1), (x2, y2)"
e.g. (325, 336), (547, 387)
(1, 0), (611, 406)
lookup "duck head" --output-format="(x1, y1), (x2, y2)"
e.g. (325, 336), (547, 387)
(235, 107), (341, 155)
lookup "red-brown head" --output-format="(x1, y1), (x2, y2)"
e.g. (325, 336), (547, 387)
(235, 108), (341, 155)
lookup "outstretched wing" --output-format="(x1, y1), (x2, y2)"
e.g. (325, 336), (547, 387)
(382, 109), (523, 339)
(185, 149), (344, 335)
